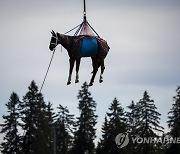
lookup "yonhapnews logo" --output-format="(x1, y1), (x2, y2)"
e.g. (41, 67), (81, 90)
(115, 132), (129, 149)
(115, 132), (180, 149)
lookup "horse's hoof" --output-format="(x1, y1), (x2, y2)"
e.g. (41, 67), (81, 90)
(89, 83), (93, 86)
(75, 79), (79, 83)
(67, 81), (71, 85)
(99, 79), (103, 83)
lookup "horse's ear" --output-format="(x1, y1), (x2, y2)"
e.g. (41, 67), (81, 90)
(52, 30), (55, 35)
(51, 30), (55, 35)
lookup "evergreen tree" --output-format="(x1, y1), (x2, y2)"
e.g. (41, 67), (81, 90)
(167, 86), (180, 153)
(126, 101), (138, 133)
(0, 92), (21, 154)
(97, 98), (127, 154)
(71, 82), (97, 154)
(46, 102), (55, 154)
(47, 102), (54, 124)
(55, 104), (75, 154)
(125, 101), (139, 154)
(96, 116), (109, 154)
(134, 91), (164, 154)
(19, 81), (51, 154)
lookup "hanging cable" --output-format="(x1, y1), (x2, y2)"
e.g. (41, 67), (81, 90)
(64, 24), (82, 34)
(74, 22), (84, 36)
(61, 23), (83, 51)
(83, 0), (86, 16)
(87, 22), (100, 37)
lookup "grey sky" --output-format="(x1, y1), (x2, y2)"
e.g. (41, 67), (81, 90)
(0, 0), (180, 145)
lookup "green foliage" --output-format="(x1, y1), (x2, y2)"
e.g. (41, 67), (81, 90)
(1, 82), (180, 154)
(0, 92), (21, 154)
(126, 101), (137, 133)
(97, 98), (127, 154)
(71, 82), (97, 154)
(133, 91), (164, 154)
(167, 86), (180, 153)
(19, 81), (51, 154)
(55, 104), (75, 154)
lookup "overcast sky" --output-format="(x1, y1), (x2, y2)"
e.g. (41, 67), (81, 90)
(0, 0), (180, 145)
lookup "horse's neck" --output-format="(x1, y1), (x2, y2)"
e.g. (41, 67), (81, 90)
(57, 33), (73, 50)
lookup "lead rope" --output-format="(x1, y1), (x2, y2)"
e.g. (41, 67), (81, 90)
(40, 34), (58, 93)
(40, 48), (56, 93)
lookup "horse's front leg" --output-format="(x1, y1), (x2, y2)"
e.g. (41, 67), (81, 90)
(99, 59), (105, 83)
(75, 58), (81, 83)
(67, 58), (75, 85)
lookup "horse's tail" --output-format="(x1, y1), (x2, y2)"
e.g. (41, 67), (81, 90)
(97, 38), (110, 58)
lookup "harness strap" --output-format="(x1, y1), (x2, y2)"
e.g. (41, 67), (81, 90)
(50, 34), (59, 47)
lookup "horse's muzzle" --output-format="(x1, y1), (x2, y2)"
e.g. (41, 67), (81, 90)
(49, 44), (54, 51)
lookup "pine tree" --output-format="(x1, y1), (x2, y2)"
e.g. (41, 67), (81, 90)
(97, 98), (127, 154)
(126, 101), (137, 133)
(167, 86), (180, 153)
(134, 91), (164, 154)
(71, 82), (97, 154)
(46, 102), (55, 154)
(0, 92), (21, 154)
(47, 102), (54, 124)
(125, 101), (139, 154)
(55, 104), (75, 154)
(96, 116), (111, 154)
(19, 81), (51, 154)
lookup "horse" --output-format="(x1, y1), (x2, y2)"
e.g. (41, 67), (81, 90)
(49, 30), (110, 86)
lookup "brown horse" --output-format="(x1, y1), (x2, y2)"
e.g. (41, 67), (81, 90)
(49, 30), (110, 86)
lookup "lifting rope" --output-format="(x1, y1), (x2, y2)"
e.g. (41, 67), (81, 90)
(84, 0), (86, 16)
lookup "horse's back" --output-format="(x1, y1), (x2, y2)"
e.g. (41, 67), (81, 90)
(71, 35), (109, 58)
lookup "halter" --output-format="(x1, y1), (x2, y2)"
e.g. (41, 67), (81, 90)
(50, 33), (59, 48)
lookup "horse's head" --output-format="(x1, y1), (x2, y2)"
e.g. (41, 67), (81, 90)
(49, 30), (58, 51)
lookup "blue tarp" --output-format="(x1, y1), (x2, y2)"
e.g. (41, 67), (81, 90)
(80, 38), (98, 57)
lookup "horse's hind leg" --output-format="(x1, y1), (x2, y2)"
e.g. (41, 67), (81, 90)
(67, 58), (75, 85)
(99, 59), (105, 83)
(89, 57), (98, 86)
(89, 69), (98, 86)
(75, 58), (81, 83)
